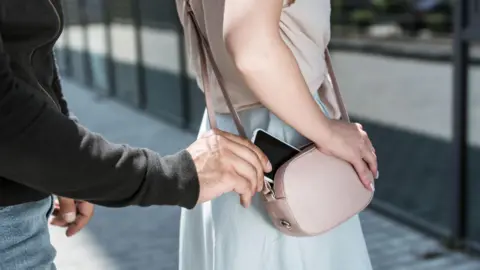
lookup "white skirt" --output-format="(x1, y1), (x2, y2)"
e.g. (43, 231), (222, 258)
(179, 92), (372, 270)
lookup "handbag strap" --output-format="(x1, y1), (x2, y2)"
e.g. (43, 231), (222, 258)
(185, 1), (349, 139)
(324, 48), (350, 122)
(186, 2), (247, 137)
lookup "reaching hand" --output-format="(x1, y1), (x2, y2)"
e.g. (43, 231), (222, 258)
(50, 197), (94, 237)
(316, 120), (378, 190)
(187, 129), (272, 208)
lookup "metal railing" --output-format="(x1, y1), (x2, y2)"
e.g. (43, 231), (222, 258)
(451, 0), (479, 252)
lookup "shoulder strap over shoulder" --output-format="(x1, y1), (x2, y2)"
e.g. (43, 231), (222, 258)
(324, 49), (350, 122)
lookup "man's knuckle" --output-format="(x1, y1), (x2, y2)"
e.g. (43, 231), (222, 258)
(219, 136), (230, 148)
(228, 169), (239, 179)
(246, 140), (256, 150)
(212, 134), (221, 143)
(217, 145), (228, 157)
(223, 162), (234, 174)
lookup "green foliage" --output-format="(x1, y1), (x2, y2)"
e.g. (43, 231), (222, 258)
(371, 0), (388, 11)
(350, 9), (374, 23)
(425, 13), (447, 25)
(424, 13), (450, 32)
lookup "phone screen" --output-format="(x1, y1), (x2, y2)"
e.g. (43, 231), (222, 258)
(252, 130), (300, 182)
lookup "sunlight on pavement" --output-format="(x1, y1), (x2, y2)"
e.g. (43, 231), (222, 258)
(50, 226), (119, 270)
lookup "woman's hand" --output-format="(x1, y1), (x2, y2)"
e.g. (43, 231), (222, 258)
(316, 120), (378, 191)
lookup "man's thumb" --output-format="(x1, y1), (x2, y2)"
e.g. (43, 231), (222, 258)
(57, 197), (77, 223)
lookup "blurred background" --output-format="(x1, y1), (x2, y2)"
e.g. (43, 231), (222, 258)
(52, 0), (480, 269)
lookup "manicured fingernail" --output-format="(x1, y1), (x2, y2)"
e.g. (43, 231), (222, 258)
(63, 212), (76, 223)
(375, 171), (379, 180)
(370, 182), (375, 192)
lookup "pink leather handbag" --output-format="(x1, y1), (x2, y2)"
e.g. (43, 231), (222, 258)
(186, 2), (374, 237)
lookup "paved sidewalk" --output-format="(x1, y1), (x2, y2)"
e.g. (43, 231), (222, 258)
(50, 80), (480, 270)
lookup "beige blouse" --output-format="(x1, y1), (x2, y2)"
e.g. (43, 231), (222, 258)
(176, 0), (332, 114)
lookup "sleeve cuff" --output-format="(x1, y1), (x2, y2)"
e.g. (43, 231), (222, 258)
(146, 149), (200, 209)
(168, 150), (200, 209)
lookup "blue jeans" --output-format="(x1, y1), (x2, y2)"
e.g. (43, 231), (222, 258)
(0, 196), (57, 270)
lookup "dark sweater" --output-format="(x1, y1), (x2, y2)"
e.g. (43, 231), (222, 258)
(0, 0), (199, 208)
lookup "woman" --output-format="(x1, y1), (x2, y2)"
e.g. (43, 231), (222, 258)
(175, 0), (379, 269)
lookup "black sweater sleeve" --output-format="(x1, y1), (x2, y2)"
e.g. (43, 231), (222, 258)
(0, 52), (199, 209)
(51, 52), (74, 119)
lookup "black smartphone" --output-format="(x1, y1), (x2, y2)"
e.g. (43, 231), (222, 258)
(252, 129), (300, 184)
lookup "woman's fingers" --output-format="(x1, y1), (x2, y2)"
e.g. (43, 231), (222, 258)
(352, 126), (376, 191)
(361, 137), (378, 180)
(321, 120), (378, 192)
(351, 156), (374, 191)
(356, 123), (379, 182)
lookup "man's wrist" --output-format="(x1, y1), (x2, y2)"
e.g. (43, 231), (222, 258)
(145, 149), (200, 209)
(169, 150), (200, 209)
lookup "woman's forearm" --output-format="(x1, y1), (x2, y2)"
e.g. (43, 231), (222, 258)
(222, 0), (331, 144)
(227, 37), (331, 144)
(221, 0), (378, 186)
